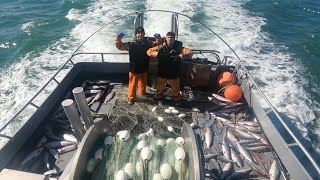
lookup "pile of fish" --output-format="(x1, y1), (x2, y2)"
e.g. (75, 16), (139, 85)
(19, 107), (79, 177)
(83, 80), (116, 109)
(192, 93), (281, 180)
(18, 79), (117, 178)
(19, 76), (283, 179)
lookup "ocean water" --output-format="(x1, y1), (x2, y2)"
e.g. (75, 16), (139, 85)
(0, 0), (319, 153)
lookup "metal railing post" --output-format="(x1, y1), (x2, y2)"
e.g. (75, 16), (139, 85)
(72, 87), (93, 128)
(61, 99), (85, 140)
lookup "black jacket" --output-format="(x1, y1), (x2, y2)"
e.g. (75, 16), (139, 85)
(128, 40), (152, 73)
(157, 41), (183, 79)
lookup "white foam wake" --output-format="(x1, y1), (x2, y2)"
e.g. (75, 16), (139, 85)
(0, 0), (319, 147)
(0, 0), (141, 145)
(144, 0), (319, 140)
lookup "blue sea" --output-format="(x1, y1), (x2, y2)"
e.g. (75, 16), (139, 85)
(0, 0), (319, 155)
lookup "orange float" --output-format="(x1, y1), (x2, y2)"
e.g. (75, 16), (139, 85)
(224, 85), (242, 101)
(217, 71), (236, 87)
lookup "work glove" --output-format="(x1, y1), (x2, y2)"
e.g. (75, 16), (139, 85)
(154, 33), (161, 38)
(182, 54), (190, 59)
(117, 32), (125, 39)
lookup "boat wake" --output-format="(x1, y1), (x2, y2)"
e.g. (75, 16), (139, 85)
(0, 0), (319, 150)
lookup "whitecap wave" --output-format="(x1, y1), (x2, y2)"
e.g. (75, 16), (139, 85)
(0, 42), (10, 49)
(21, 22), (33, 31)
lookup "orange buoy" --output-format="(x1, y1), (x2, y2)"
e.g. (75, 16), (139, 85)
(224, 85), (242, 101)
(217, 72), (236, 87)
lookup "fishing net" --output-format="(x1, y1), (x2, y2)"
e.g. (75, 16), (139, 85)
(108, 84), (213, 136)
(91, 135), (191, 180)
(87, 84), (213, 180)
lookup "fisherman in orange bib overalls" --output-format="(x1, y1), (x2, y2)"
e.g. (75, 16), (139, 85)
(147, 32), (192, 105)
(115, 27), (162, 105)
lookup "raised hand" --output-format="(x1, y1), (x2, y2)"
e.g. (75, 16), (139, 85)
(154, 33), (160, 38)
(117, 32), (125, 39)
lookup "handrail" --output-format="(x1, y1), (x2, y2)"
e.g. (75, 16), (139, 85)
(235, 57), (320, 174)
(1, 10), (318, 175)
(0, 49), (218, 134)
(0, 53), (124, 133)
(0, 58), (73, 133)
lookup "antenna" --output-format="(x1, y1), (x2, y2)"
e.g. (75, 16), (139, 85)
(134, 12), (144, 33)
(171, 13), (179, 40)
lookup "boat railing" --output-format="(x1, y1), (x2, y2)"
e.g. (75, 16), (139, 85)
(0, 9), (319, 176)
(0, 50), (219, 136)
(235, 57), (320, 175)
(0, 50), (218, 139)
(0, 52), (125, 137)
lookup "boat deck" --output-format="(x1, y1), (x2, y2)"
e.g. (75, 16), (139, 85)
(3, 66), (284, 180)
(83, 80), (281, 180)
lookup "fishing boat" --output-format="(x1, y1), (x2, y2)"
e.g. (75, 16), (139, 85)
(0, 10), (319, 180)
